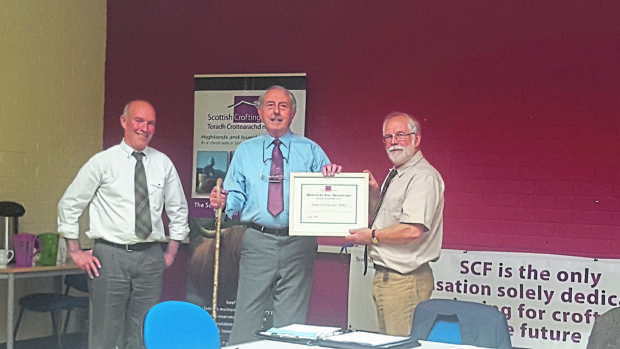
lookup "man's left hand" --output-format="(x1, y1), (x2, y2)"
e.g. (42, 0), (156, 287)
(322, 163), (342, 176)
(164, 240), (180, 268)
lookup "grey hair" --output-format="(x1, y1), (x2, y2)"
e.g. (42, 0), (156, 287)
(255, 85), (297, 113)
(382, 112), (421, 135)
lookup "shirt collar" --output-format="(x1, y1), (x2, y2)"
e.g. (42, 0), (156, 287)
(120, 139), (151, 159)
(262, 131), (293, 162)
(393, 150), (424, 175)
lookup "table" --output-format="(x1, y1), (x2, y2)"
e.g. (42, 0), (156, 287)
(0, 264), (83, 349)
(222, 339), (490, 349)
(222, 340), (319, 348)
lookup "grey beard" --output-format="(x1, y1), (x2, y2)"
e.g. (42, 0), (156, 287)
(387, 145), (415, 166)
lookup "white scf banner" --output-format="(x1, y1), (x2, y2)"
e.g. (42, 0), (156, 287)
(433, 250), (619, 349)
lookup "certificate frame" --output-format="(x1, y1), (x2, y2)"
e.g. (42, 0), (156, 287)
(289, 172), (369, 236)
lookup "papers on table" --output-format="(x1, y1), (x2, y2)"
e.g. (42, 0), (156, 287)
(258, 324), (419, 348)
(321, 331), (417, 348)
(261, 324), (342, 340)
(324, 331), (410, 346)
(417, 340), (493, 348)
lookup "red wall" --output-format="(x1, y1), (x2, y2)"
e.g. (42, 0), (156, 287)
(104, 1), (620, 328)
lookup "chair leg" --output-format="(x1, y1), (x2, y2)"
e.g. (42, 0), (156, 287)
(13, 308), (25, 341)
(62, 309), (73, 335)
(50, 311), (61, 348)
(61, 308), (74, 346)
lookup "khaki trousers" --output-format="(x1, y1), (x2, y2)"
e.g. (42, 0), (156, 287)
(372, 263), (434, 336)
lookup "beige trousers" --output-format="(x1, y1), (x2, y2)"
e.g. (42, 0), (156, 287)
(372, 263), (434, 336)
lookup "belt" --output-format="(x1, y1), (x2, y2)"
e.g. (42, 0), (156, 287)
(248, 223), (289, 236)
(374, 264), (419, 276)
(96, 239), (159, 252)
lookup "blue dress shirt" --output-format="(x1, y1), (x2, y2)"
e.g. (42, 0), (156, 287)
(224, 131), (330, 228)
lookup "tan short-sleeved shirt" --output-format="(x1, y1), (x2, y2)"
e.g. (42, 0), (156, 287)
(369, 151), (445, 274)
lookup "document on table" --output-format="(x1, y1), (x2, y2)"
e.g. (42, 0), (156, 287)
(321, 331), (417, 348)
(417, 340), (492, 348)
(261, 324), (343, 340)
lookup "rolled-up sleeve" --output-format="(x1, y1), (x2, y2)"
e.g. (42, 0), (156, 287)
(163, 162), (190, 241)
(57, 158), (101, 239)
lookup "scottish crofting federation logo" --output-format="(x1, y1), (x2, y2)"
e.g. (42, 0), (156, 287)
(228, 96), (260, 123)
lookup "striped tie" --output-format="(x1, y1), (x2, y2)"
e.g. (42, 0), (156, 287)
(133, 152), (152, 239)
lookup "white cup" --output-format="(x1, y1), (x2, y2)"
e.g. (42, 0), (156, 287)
(0, 249), (15, 268)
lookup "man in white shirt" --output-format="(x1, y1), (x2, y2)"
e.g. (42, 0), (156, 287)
(58, 100), (190, 349)
(347, 112), (444, 336)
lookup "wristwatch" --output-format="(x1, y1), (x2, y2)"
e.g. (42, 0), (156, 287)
(371, 229), (379, 244)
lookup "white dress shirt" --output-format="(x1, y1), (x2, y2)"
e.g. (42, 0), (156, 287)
(58, 140), (189, 244)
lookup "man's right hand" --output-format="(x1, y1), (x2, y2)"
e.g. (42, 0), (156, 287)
(209, 185), (228, 209)
(363, 169), (380, 194)
(67, 239), (101, 278)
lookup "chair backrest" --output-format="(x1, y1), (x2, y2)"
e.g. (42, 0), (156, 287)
(143, 300), (220, 349)
(410, 298), (511, 349)
(426, 315), (461, 344)
(586, 306), (620, 349)
(64, 274), (89, 294)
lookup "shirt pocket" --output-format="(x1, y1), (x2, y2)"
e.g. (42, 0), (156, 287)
(149, 180), (165, 211)
(382, 189), (405, 222)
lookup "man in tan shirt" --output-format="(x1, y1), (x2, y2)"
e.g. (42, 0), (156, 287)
(348, 112), (445, 336)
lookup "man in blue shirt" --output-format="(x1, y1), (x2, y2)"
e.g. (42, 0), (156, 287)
(210, 85), (341, 344)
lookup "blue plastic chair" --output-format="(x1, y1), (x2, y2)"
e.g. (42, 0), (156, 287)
(143, 301), (220, 349)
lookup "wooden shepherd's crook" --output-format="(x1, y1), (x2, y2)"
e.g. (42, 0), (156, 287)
(212, 178), (223, 321)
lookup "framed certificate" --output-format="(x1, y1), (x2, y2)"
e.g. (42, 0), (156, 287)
(289, 172), (369, 236)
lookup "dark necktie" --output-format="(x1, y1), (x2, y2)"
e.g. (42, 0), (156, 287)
(267, 139), (284, 216)
(133, 152), (152, 239)
(364, 168), (398, 274)
(370, 168), (398, 227)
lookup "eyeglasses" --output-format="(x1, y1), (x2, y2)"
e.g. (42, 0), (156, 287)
(382, 132), (415, 143)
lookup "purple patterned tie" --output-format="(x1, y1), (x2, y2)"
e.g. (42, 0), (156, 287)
(268, 139), (284, 216)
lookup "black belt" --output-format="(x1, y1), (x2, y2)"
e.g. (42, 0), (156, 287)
(248, 223), (289, 236)
(374, 264), (417, 275)
(96, 239), (159, 252)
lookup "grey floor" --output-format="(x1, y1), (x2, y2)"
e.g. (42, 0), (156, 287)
(0, 333), (87, 349)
